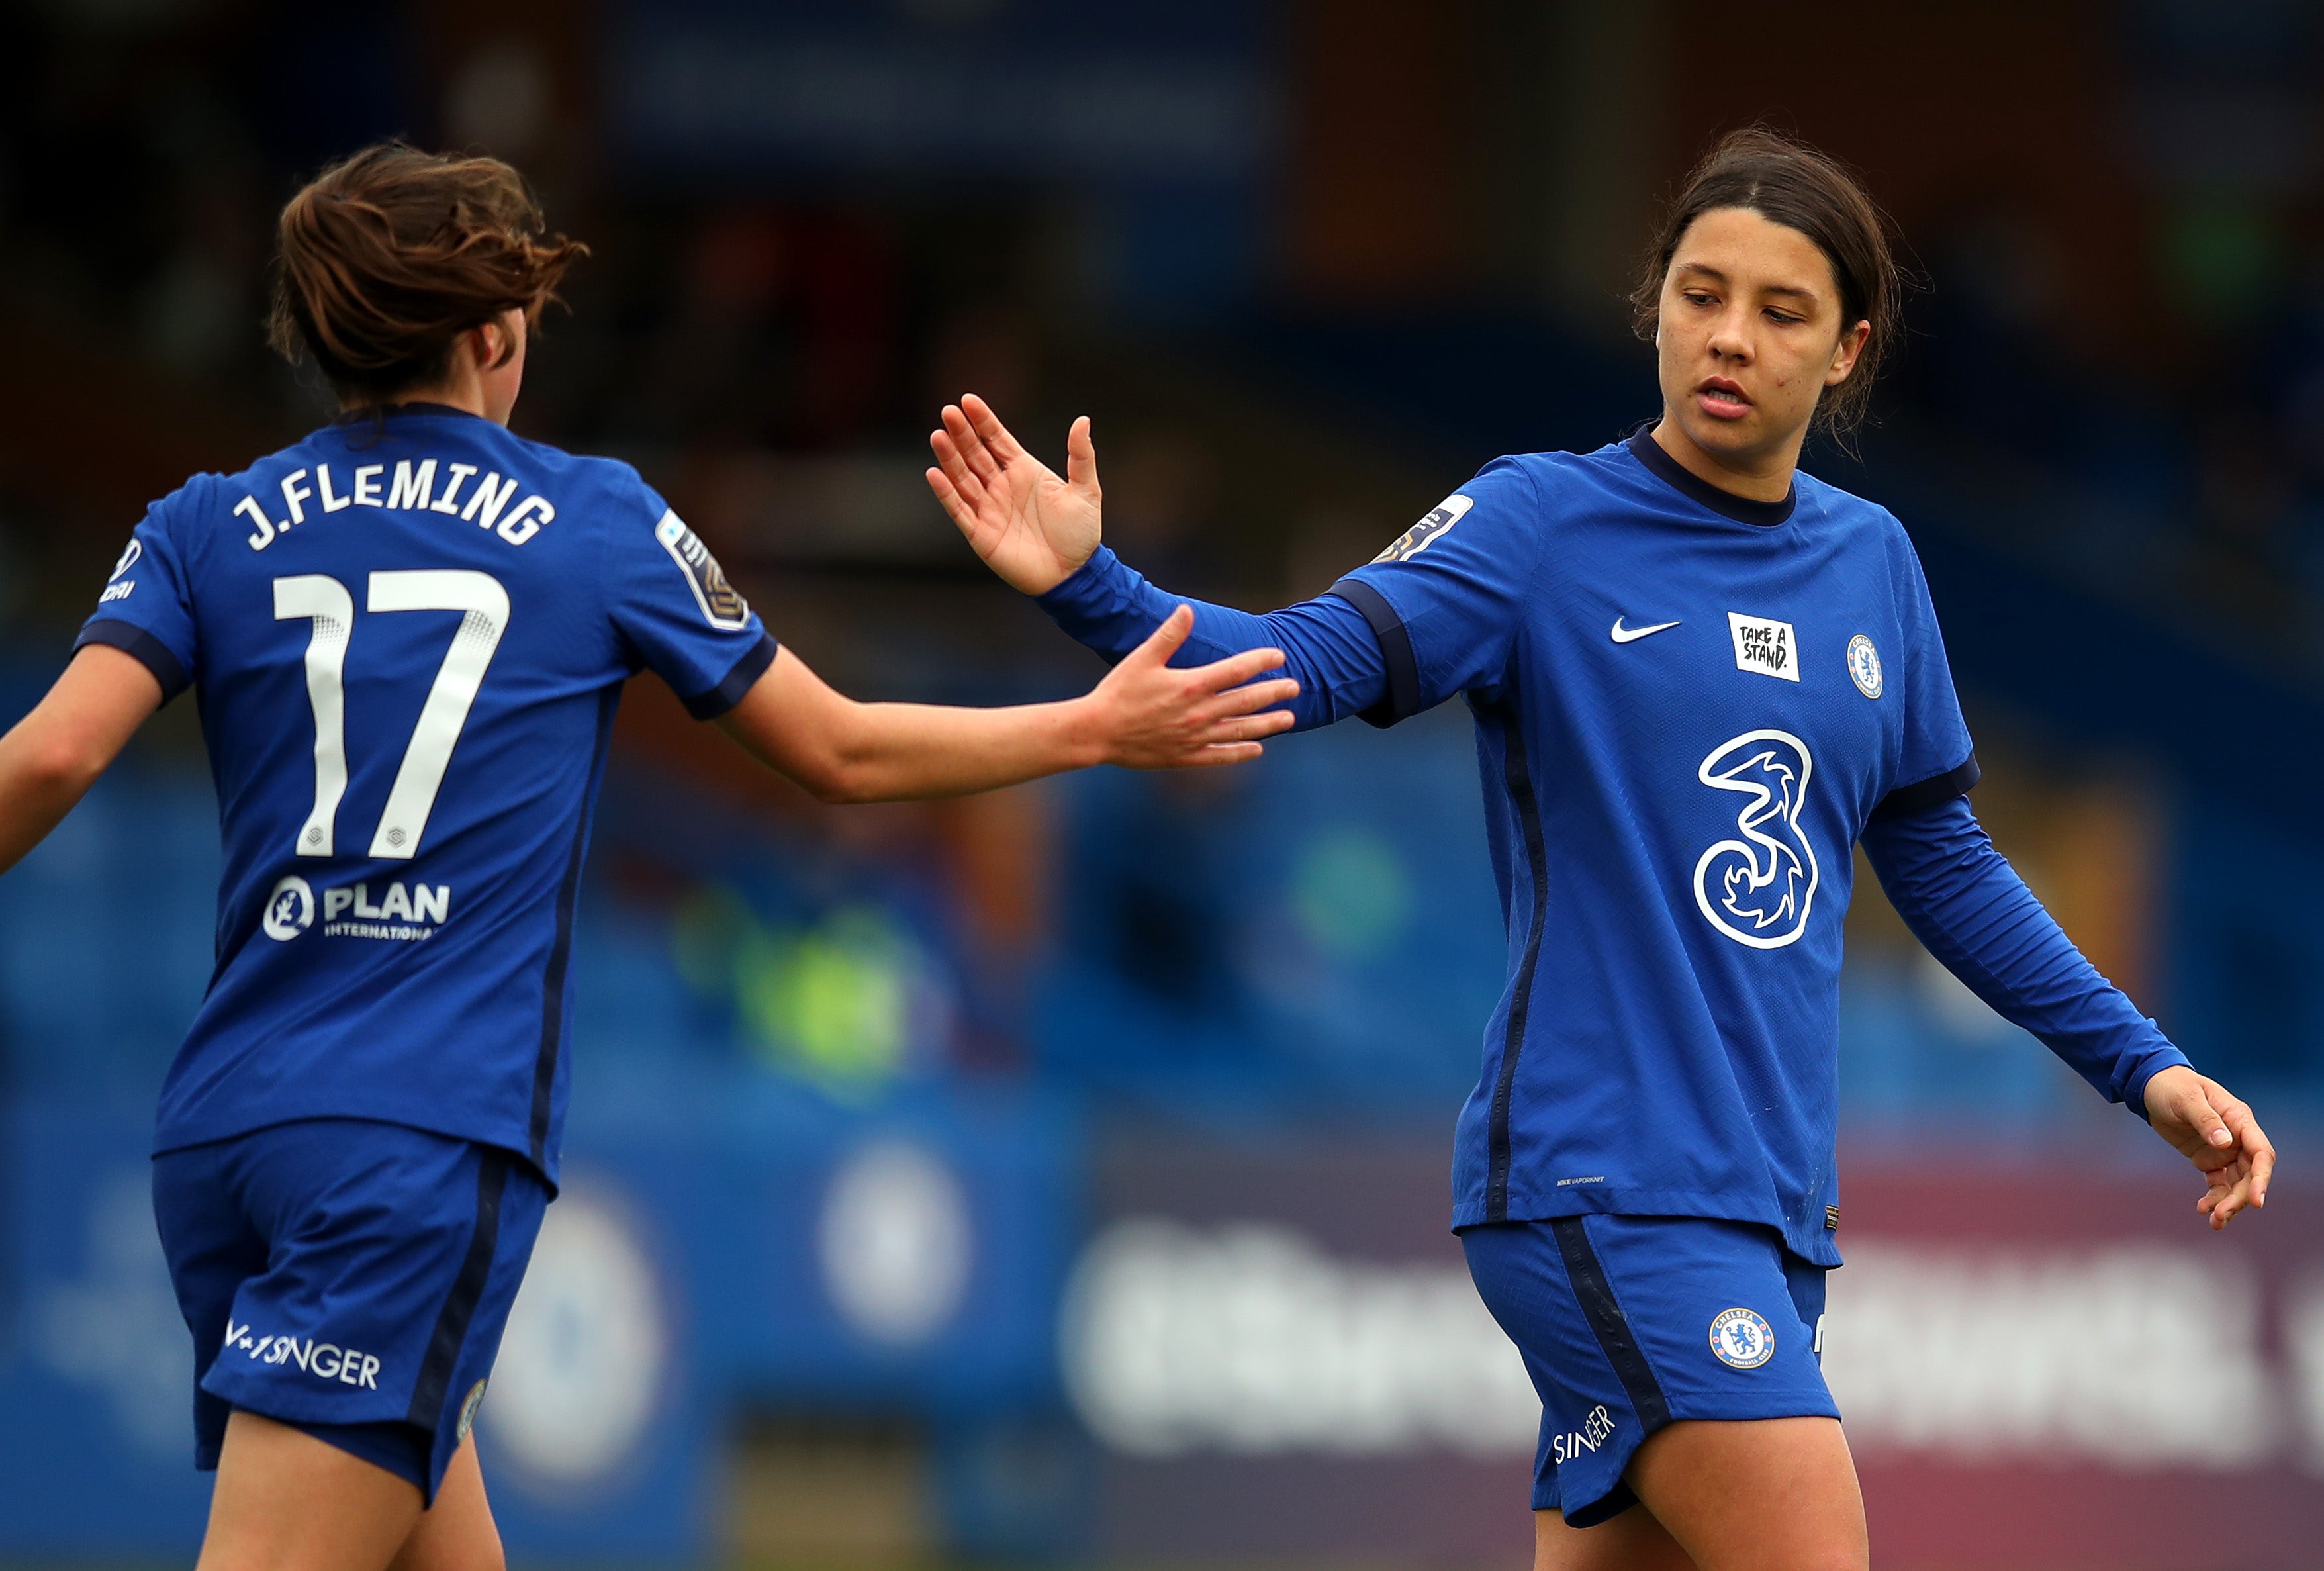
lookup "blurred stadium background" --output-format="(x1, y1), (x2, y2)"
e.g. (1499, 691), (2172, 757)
(0, 1), (2319, 1567)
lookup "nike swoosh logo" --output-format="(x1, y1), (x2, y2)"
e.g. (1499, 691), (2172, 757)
(1610, 618), (1681, 643)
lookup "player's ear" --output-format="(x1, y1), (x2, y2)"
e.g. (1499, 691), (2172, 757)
(1825, 320), (1870, 386)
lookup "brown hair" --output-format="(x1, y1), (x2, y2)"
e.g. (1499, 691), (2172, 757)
(1630, 127), (1904, 440)
(267, 142), (587, 404)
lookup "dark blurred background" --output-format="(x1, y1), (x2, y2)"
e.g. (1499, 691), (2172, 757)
(0, 2), (2320, 1568)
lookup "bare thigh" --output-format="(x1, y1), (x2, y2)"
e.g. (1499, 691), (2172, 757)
(197, 1411), (422, 1571)
(1627, 1415), (1867, 1571)
(1533, 1417), (1865, 1571)
(196, 1411), (506, 1571)
(1536, 1503), (1698, 1571)
(390, 1438), (504, 1571)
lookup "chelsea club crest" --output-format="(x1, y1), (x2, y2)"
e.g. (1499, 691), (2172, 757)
(1709, 1307), (1775, 1369)
(1846, 634), (1883, 699)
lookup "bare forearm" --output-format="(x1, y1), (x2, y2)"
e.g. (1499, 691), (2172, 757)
(0, 750), (94, 874)
(0, 647), (158, 875)
(718, 629), (1287, 803)
(811, 696), (1103, 802)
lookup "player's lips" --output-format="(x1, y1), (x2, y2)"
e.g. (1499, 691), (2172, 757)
(1696, 379), (1752, 419)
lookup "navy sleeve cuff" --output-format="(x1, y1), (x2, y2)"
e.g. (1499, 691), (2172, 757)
(683, 632), (778, 720)
(1032, 547), (1137, 667)
(1326, 577), (1420, 728)
(1871, 753), (1982, 820)
(75, 619), (191, 704)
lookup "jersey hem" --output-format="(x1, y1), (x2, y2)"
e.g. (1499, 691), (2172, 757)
(154, 1108), (558, 1192)
(1450, 1186), (1842, 1269)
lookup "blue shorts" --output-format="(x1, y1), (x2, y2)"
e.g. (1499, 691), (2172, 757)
(1461, 1214), (1836, 1527)
(152, 1118), (549, 1504)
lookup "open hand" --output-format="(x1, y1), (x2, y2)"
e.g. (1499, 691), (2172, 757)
(926, 394), (1101, 595)
(1083, 606), (1297, 769)
(2145, 1066), (2275, 1229)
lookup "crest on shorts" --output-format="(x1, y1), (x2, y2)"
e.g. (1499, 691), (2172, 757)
(1709, 1307), (1775, 1369)
(456, 1378), (488, 1441)
(655, 510), (751, 630)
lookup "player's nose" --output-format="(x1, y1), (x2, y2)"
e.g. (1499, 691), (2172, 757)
(1706, 306), (1755, 361)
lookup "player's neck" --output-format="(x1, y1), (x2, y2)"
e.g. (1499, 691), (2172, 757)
(1648, 417), (1800, 504)
(339, 357), (506, 425)
(343, 384), (488, 422)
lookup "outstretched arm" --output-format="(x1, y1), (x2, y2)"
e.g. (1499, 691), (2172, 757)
(927, 397), (1389, 731)
(1861, 793), (2274, 1229)
(0, 645), (162, 877)
(717, 606), (1297, 803)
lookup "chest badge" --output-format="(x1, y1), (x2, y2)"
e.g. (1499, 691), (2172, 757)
(1610, 616), (1680, 643)
(1727, 613), (1798, 681)
(1846, 634), (1884, 699)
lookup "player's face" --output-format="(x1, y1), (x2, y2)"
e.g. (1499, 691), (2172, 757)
(1653, 207), (1868, 472)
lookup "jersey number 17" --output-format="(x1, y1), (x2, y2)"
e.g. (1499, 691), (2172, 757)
(273, 570), (508, 861)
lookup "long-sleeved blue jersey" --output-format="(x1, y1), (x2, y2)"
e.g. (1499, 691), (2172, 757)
(1039, 432), (2187, 1264)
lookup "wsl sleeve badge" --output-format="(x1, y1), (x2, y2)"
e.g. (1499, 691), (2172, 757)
(1709, 1306), (1775, 1369)
(1846, 634), (1884, 699)
(1371, 493), (1473, 563)
(655, 510), (751, 630)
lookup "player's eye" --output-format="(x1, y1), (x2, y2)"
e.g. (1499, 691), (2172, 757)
(1765, 309), (1802, 325)
(1682, 291), (1716, 308)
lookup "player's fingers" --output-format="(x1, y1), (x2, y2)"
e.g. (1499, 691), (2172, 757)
(1123, 605), (1193, 667)
(1189, 707), (1297, 744)
(1064, 415), (1101, 497)
(929, 429), (991, 508)
(1187, 647), (1289, 692)
(961, 393), (1030, 461)
(2211, 1085), (2275, 1207)
(941, 404), (1005, 484)
(2171, 1078), (2235, 1153)
(940, 405), (1005, 485)
(2211, 1170), (2256, 1228)
(1174, 741), (1266, 768)
(1197, 677), (1301, 720)
(923, 467), (980, 535)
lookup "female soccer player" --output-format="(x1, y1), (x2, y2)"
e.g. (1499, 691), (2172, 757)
(927, 129), (2278, 1571)
(0, 144), (1297, 1571)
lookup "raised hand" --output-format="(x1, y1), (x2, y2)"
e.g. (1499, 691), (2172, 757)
(1086, 606), (1298, 769)
(926, 394), (1102, 595)
(2144, 1065), (2276, 1229)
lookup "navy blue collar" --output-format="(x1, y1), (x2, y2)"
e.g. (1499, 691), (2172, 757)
(1625, 430), (1795, 527)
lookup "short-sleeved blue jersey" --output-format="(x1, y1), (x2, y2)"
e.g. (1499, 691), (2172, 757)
(75, 405), (776, 1182)
(1329, 434), (1976, 1266)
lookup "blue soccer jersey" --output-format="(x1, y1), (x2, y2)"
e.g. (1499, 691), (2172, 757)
(76, 405), (775, 1181)
(1325, 434), (1977, 1264)
(1039, 428), (2187, 1266)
